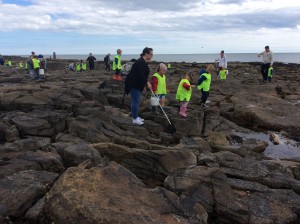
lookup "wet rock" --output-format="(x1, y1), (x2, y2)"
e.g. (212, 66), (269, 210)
(92, 143), (197, 187)
(1, 59), (300, 223)
(25, 197), (45, 224)
(269, 132), (281, 145)
(57, 143), (102, 168)
(240, 138), (268, 153)
(0, 170), (58, 222)
(41, 161), (204, 224)
(11, 115), (54, 137)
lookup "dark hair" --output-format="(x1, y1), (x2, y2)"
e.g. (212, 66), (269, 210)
(140, 47), (153, 57)
(265, 46), (269, 49)
(221, 50), (224, 53)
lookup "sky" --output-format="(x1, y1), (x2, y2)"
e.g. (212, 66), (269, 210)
(0, 0), (300, 55)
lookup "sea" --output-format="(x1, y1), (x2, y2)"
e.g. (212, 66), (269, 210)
(50, 53), (300, 64)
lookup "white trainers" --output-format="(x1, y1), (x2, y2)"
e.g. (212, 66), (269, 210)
(132, 118), (144, 125)
(137, 117), (144, 122)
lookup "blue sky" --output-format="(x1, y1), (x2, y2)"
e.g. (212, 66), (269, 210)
(0, 0), (300, 55)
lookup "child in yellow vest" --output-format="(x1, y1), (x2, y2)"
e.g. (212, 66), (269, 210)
(268, 67), (273, 82)
(112, 49), (122, 80)
(197, 64), (214, 107)
(6, 60), (12, 67)
(176, 71), (196, 117)
(151, 63), (168, 114)
(82, 61), (87, 71)
(218, 67), (227, 80)
(19, 61), (24, 69)
(32, 56), (41, 80)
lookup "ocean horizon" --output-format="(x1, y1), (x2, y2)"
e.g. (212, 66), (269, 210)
(17, 53), (300, 64)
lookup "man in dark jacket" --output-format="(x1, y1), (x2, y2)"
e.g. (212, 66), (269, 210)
(0, 54), (4, 65)
(104, 53), (110, 71)
(125, 47), (153, 125)
(86, 53), (96, 70)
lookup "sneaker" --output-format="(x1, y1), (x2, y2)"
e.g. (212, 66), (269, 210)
(137, 117), (144, 122)
(132, 118), (144, 125)
(201, 103), (208, 108)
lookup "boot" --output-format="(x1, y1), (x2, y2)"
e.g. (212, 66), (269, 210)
(116, 75), (122, 81)
(152, 106), (159, 115)
(179, 106), (187, 117)
(182, 106), (188, 117)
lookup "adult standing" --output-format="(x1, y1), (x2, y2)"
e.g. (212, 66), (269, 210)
(53, 52), (56, 61)
(215, 50), (227, 70)
(104, 53), (111, 71)
(257, 46), (274, 82)
(86, 53), (97, 70)
(125, 47), (153, 125)
(112, 49), (122, 80)
(26, 52), (35, 78)
(0, 54), (5, 65)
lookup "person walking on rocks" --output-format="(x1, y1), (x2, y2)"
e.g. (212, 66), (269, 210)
(257, 46), (274, 82)
(32, 55), (41, 80)
(124, 47), (153, 125)
(197, 64), (214, 108)
(176, 71), (195, 117)
(151, 63), (168, 114)
(215, 50), (227, 71)
(26, 52), (35, 78)
(86, 53), (96, 70)
(104, 53), (111, 71)
(113, 49), (122, 80)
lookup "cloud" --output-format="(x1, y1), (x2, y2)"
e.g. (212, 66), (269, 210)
(0, 0), (300, 54)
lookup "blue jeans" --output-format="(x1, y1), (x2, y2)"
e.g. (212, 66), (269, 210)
(130, 88), (141, 119)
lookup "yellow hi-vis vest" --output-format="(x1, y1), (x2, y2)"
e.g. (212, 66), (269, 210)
(176, 78), (192, 102)
(76, 64), (81, 71)
(153, 73), (167, 95)
(25, 63), (28, 69)
(219, 69), (226, 80)
(19, 62), (23, 68)
(32, 59), (40, 69)
(113, 55), (121, 70)
(7, 61), (12, 66)
(268, 67), (273, 77)
(197, 73), (211, 92)
(82, 63), (87, 71)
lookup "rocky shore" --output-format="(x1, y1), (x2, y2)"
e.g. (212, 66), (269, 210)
(0, 57), (300, 224)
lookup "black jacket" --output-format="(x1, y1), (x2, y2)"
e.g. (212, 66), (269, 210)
(104, 55), (109, 63)
(86, 56), (96, 65)
(125, 57), (150, 94)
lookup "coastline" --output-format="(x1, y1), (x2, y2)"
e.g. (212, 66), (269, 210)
(2, 52), (300, 64)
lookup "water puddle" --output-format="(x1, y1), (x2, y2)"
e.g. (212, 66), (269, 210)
(232, 131), (300, 160)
